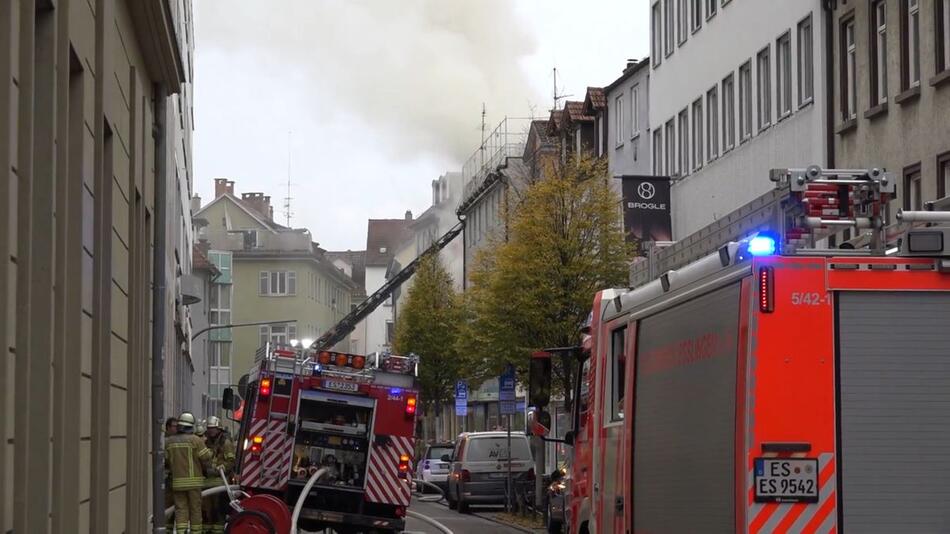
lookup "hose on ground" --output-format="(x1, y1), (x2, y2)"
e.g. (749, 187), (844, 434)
(163, 484), (246, 519)
(405, 509), (454, 534)
(410, 479), (446, 502)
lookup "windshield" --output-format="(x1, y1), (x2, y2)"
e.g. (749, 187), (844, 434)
(427, 447), (454, 460)
(466, 437), (532, 461)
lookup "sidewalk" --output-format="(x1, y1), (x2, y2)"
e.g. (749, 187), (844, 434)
(474, 511), (546, 533)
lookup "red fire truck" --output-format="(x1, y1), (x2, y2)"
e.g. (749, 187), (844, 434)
(228, 345), (420, 533)
(530, 166), (950, 533)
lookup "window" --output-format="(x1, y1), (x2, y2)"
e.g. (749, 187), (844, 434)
(678, 109), (689, 177)
(691, 0), (703, 31)
(904, 164), (922, 210)
(209, 342), (231, 399)
(386, 320), (395, 345)
(259, 323), (297, 347)
(615, 94), (625, 146)
(707, 0), (717, 18)
(902, 0), (921, 88)
(739, 61), (753, 140)
(798, 15), (815, 104)
(653, 129), (663, 175)
(723, 73), (736, 149)
(665, 0), (675, 56)
(652, 2), (663, 67)
(938, 153), (950, 199)
(665, 119), (675, 178)
(259, 270), (296, 296)
(578, 358), (592, 425)
(631, 85), (641, 137)
(939, 0), (950, 73)
(678, 0), (689, 44)
(610, 327), (626, 421)
(757, 46), (772, 130)
(842, 18), (857, 120)
(777, 32), (792, 116)
(209, 283), (231, 325)
(871, 1), (888, 105)
(707, 85), (720, 160)
(692, 98), (704, 170)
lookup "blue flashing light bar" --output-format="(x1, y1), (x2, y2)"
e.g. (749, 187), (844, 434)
(748, 235), (777, 256)
(390, 388), (402, 395)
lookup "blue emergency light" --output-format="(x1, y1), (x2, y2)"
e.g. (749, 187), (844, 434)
(748, 235), (777, 256)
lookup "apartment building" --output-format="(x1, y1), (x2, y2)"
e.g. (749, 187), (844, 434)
(0, 0), (193, 531)
(649, 0), (829, 238)
(195, 179), (357, 394)
(830, 0), (950, 242)
(606, 58), (652, 178)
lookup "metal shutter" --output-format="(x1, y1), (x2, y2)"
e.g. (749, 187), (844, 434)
(633, 283), (740, 534)
(838, 291), (950, 534)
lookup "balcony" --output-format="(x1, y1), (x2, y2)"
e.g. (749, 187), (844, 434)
(460, 117), (533, 206)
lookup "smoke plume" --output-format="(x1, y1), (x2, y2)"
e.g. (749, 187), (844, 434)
(196, 0), (544, 163)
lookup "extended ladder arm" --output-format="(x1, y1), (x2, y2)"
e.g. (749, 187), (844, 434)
(310, 221), (465, 351)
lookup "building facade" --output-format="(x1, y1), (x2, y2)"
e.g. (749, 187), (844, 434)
(0, 0), (192, 531)
(830, 0), (950, 240)
(606, 58), (652, 179)
(359, 215), (413, 354)
(649, 0), (829, 238)
(195, 179), (356, 396)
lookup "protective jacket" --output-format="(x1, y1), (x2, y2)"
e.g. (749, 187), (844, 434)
(166, 432), (213, 491)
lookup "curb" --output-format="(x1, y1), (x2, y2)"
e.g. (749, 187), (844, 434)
(472, 511), (545, 534)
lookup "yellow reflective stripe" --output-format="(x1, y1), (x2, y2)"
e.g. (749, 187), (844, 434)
(197, 447), (213, 460)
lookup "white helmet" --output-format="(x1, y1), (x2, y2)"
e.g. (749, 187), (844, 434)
(206, 416), (222, 430)
(195, 420), (207, 436)
(178, 412), (196, 429)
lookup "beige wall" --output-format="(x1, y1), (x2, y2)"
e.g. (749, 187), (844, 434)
(0, 1), (187, 532)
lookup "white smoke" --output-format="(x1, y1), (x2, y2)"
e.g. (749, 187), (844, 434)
(196, 0), (544, 163)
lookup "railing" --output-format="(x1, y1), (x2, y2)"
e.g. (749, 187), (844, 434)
(461, 117), (533, 202)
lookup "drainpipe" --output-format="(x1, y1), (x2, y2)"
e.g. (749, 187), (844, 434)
(151, 83), (169, 534)
(824, 0), (837, 168)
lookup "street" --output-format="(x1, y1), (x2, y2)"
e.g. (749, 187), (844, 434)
(403, 499), (527, 534)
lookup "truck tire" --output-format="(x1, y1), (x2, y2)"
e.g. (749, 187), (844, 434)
(446, 486), (458, 510)
(457, 497), (470, 514)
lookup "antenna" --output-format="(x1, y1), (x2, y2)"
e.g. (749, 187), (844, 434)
(552, 67), (571, 111)
(284, 130), (293, 226)
(480, 103), (487, 169)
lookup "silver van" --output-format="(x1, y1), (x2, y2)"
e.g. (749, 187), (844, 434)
(446, 431), (534, 513)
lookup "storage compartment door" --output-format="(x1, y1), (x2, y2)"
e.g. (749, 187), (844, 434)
(837, 291), (950, 533)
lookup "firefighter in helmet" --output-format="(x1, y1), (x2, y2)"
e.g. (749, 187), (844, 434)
(202, 416), (236, 533)
(166, 411), (213, 533)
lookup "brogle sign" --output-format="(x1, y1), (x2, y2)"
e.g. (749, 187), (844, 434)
(619, 175), (672, 251)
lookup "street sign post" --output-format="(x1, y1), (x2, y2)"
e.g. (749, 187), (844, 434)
(455, 380), (468, 417)
(498, 363), (516, 512)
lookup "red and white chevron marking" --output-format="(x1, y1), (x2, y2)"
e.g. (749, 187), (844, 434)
(748, 452), (837, 534)
(240, 419), (294, 490)
(364, 435), (413, 507)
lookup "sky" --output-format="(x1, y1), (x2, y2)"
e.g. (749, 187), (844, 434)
(193, 0), (650, 251)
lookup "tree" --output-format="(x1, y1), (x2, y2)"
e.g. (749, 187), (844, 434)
(457, 155), (631, 407)
(393, 254), (462, 437)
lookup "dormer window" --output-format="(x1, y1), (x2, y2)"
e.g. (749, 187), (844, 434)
(379, 247), (387, 254)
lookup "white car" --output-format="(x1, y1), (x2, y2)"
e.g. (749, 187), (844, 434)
(415, 442), (455, 493)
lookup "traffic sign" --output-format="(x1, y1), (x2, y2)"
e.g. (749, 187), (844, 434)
(499, 364), (516, 415)
(455, 380), (468, 416)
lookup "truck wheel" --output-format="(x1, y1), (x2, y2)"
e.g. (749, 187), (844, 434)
(547, 519), (563, 534)
(457, 498), (470, 514)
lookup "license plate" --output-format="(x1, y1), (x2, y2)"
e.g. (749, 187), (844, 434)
(754, 458), (819, 503)
(489, 472), (507, 479)
(324, 380), (358, 392)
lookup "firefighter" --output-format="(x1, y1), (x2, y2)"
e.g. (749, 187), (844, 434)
(166, 411), (213, 533)
(202, 416), (235, 533)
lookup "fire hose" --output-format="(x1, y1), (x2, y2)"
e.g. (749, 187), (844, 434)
(289, 467), (329, 534)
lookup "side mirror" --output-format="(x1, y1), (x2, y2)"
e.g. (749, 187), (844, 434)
(563, 430), (575, 446)
(527, 408), (552, 437)
(529, 352), (552, 408)
(440, 454), (451, 462)
(222, 387), (235, 410)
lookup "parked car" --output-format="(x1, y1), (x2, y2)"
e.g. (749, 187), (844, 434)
(546, 466), (569, 534)
(446, 431), (535, 513)
(415, 442), (455, 493)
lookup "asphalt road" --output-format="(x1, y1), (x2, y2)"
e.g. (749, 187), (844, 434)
(404, 498), (525, 534)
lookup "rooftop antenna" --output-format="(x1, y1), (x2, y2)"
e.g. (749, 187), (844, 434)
(480, 103), (487, 169)
(552, 67), (571, 111)
(284, 130), (293, 226)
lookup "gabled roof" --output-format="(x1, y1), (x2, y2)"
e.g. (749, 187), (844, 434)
(604, 57), (650, 93)
(325, 250), (367, 294)
(547, 109), (566, 135)
(194, 192), (283, 233)
(365, 219), (412, 267)
(583, 87), (606, 115)
(564, 101), (594, 123)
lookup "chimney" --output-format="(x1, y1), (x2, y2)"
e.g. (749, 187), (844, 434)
(405, 210), (413, 221)
(214, 178), (235, 198)
(241, 192), (273, 220)
(190, 194), (202, 213)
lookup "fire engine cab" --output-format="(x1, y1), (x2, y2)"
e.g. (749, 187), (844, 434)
(229, 344), (419, 533)
(530, 166), (950, 534)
